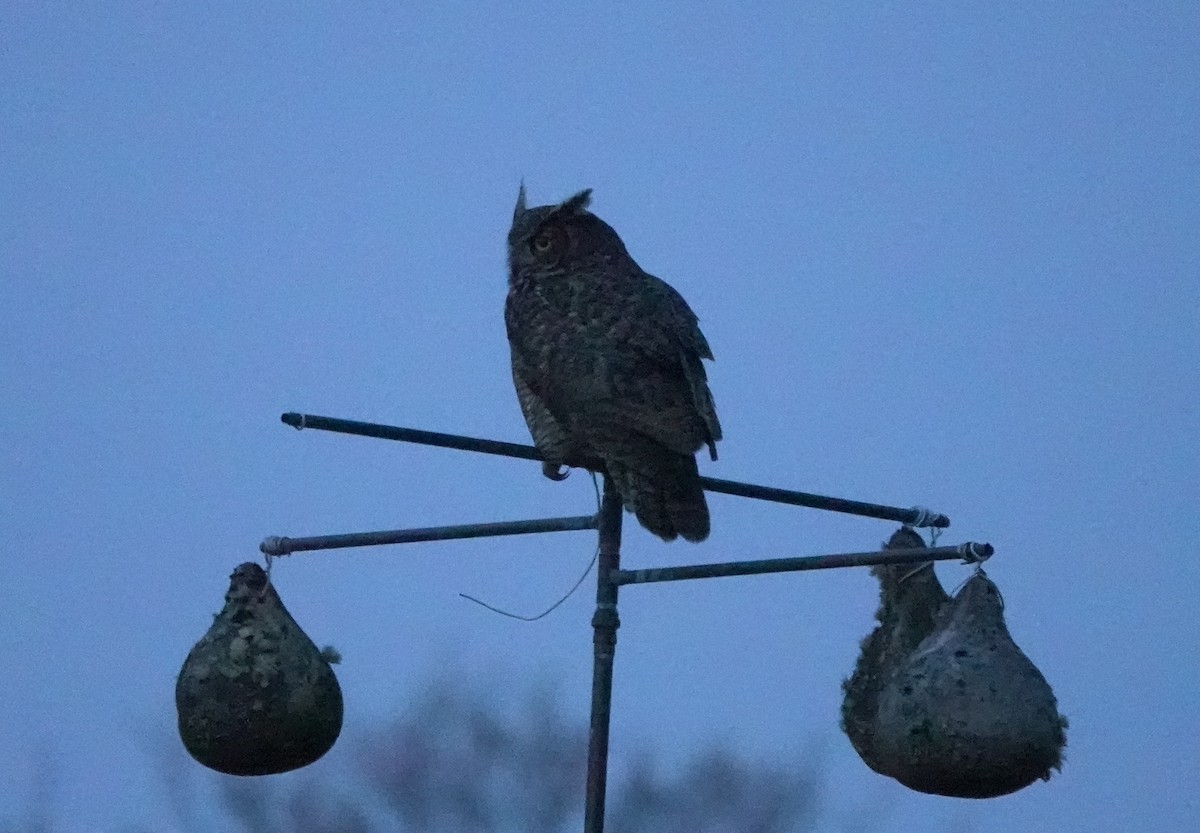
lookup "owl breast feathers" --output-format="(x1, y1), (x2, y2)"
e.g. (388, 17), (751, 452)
(505, 185), (722, 542)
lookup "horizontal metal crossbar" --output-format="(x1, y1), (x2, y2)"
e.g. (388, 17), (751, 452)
(614, 542), (992, 586)
(280, 412), (951, 529)
(260, 515), (599, 556)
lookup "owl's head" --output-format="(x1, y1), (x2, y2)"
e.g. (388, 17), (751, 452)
(507, 184), (631, 279)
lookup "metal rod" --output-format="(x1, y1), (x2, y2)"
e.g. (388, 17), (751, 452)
(699, 476), (949, 528)
(280, 412), (950, 528)
(614, 542), (993, 586)
(259, 515), (598, 556)
(584, 476), (623, 833)
(282, 412), (546, 462)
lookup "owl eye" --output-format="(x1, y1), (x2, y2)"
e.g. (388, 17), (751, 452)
(531, 232), (555, 254)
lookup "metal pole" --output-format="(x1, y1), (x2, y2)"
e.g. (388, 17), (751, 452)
(613, 542), (993, 586)
(262, 410), (1004, 824)
(584, 476), (623, 833)
(259, 515), (598, 556)
(279, 412), (950, 528)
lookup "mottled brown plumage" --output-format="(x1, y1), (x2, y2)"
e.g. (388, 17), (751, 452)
(505, 186), (722, 542)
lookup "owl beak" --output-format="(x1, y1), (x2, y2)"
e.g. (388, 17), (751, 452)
(513, 181), (527, 221)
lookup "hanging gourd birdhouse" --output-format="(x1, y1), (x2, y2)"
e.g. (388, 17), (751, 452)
(176, 563), (343, 776)
(843, 529), (1067, 798)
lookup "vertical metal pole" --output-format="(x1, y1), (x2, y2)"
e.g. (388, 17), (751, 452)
(584, 475), (623, 833)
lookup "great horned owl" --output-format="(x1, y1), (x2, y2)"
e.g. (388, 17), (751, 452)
(505, 185), (722, 542)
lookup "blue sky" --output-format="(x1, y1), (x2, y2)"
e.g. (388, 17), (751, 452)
(2, 2), (1197, 831)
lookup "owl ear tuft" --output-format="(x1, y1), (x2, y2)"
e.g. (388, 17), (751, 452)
(559, 188), (593, 215)
(513, 180), (528, 222)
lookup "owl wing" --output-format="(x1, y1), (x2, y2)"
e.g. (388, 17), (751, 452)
(613, 275), (722, 458)
(510, 348), (578, 464)
(506, 295), (579, 468)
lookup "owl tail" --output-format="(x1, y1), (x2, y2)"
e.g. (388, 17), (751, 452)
(604, 448), (710, 543)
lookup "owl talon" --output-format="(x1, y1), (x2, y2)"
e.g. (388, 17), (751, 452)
(542, 462), (570, 481)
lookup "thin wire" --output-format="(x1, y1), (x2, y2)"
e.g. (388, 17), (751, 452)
(458, 474), (604, 621)
(989, 571), (1005, 608)
(458, 550), (598, 621)
(897, 531), (987, 587)
(897, 560), (935, 584)
(896, 525), (934, 585)
(950, 564), (992, 595)
(260, 551), (276, 597)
